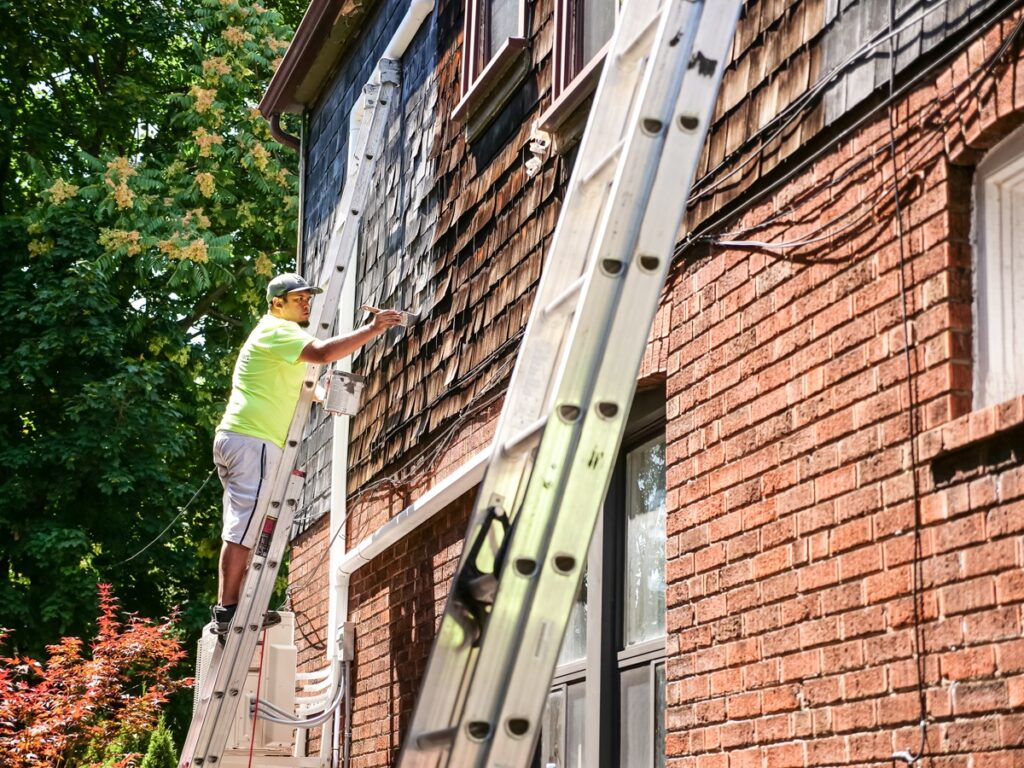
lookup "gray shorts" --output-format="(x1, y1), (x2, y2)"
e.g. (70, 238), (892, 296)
(213, 431), (283, 548)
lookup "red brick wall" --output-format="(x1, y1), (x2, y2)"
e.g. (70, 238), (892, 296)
(344, 492), (472, 767)
(288, 511), (332, 756)
(287, 403), (501, 757)
(286, 12), (1024, 768)
(663, 15), (1024, 766)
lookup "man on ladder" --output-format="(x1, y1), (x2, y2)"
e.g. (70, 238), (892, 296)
(211, 271), (401, 639)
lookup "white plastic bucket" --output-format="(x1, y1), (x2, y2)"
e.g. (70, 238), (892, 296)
(322, 369), (366, 416)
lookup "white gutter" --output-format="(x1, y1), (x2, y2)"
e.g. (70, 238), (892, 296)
(335, 446), (490, 595)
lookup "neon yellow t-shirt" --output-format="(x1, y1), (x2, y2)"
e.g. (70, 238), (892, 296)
(217, 314), (314, 447)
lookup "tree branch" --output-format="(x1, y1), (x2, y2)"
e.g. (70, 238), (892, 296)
(178, 284), (230, 330)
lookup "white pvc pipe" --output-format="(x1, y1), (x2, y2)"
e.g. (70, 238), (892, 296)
(331, 445), (490, 753)
(381, 0), (434, 69)
(337, 446), (490, 578)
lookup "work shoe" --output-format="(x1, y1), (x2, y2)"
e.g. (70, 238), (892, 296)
(210, 604), (282, 642)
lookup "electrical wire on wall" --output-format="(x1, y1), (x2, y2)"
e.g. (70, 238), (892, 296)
(885, 0), (928, 761)
(689, 0), (955, 207)
(281, 345), (517, 611)
(680, 0), (1024, 258)
(690, 12), (1024, 259)
(674, 7), (1024, 766)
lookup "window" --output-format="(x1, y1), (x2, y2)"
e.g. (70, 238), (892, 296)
(616, 435), (667, 768)
(462, 0), (527, 89)
(538, 0), (620, 138)
(623, 436), (667, 647)
(973, 123), (1024, 409)
(536, 389), (666, 768)
(553, 0), (618, 99)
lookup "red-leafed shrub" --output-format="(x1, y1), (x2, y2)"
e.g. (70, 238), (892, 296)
(0, 584), (191, 768)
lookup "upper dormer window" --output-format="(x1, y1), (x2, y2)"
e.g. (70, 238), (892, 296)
(463, 0), (527, 89)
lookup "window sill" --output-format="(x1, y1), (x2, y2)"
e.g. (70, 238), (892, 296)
(551, 657), (587, 683)
(919, 394), (1024, 462)
(617, 635), (666, 666)
(452, 37), (530, 141)
(537, 45), (608, 149)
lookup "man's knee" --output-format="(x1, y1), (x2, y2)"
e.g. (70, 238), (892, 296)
(221, 540), (251, 559)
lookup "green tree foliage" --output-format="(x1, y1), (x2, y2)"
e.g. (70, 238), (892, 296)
(140, 717), (179, 768)
(0, 0), (195, 216)
(0, 0), (300, 661)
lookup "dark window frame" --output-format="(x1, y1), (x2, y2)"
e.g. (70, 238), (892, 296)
(537, 387), (667, 767)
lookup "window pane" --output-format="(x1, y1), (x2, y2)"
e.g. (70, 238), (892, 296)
(566, 681), (586, 768)
(619, 665), (652, 768)
(655, 663), (666, 768)
(488, 0), (517, 59)
(540, 689), (565, 768)
(580, 0), (615, 64)
(558, 568), (588, 664)
(624, 436), (666, 646)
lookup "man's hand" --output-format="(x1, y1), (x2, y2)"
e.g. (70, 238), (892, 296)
(370, 309), (403, 332)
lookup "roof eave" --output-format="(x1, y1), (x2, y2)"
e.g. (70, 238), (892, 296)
(260, 0), (373, 119)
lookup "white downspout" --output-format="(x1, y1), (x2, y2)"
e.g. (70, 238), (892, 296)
(383, 0), (434, 62)
(318, 2), (435, 765)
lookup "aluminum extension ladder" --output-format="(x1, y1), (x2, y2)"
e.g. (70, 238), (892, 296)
(398, 0), (741, 765)
(178, 58), (401, 768)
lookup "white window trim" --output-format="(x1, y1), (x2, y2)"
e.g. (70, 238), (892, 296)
(973, 123), (1024, 410)
(462, 0), (528, 90)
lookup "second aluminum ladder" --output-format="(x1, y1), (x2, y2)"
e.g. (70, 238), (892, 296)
(399, 0), (742, 765)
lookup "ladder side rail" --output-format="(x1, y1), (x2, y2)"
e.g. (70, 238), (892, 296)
(311, 58), (401, 337)
(446, 0), (707, 762)
(179, 470), (307, 766)
(455, 0), (670, 509)
(179, 67), (401, 768)
(481, 7), (743, 765)
(447, 0), (695, 600)
(399, 1), (674, 759)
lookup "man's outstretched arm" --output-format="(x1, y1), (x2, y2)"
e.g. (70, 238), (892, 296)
(298, 310), (403, 364)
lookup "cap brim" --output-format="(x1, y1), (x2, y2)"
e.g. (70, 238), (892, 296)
(285, 285), (324, 295)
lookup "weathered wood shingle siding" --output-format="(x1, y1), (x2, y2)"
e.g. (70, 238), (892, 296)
(294, 0), (563, 529)
(690, 0), (995, 226)
(291, 0), (997, 531)
(294, 0), (423, 532)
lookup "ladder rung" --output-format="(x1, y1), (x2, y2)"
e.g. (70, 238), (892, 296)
(543, 275), (586, 317)
(579, 138), (626, 188)
(617, 11), (663, 64)
(503, 415), (549, 457)
(415, 726), (457, 751)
